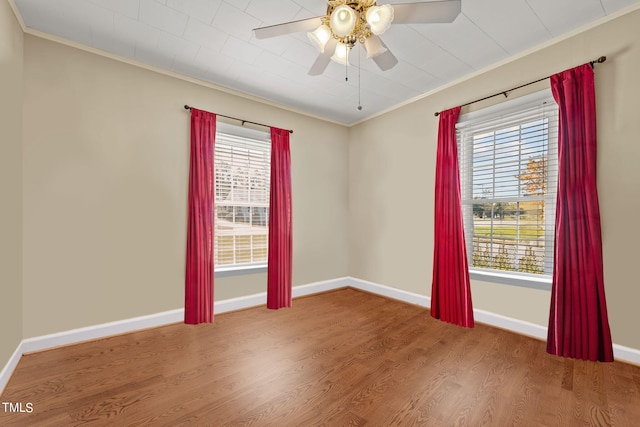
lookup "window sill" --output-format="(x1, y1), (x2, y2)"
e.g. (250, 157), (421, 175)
(469, 269), (552, 291)
(215, 264), (267, 278)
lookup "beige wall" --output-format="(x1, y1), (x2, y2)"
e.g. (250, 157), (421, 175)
(10, 5), (640, 353)
(350, 9), (640, 349)
(0, 1), (23, 371)
(22, 36), (349, 338)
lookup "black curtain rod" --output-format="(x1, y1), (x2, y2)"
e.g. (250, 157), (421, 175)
(184, 105), (293, 134)
(434, 56), (607, 117)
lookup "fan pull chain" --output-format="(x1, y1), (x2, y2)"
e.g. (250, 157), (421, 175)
(357, 45), (362, 111)
(345, 52), (348, 82)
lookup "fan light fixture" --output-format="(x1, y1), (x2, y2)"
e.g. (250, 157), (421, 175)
(330, 42), (350, 65)
(363, 35), (387, 58)
(330, 5), (357, 37)
(366, 4), (394, 35)
(307, 24), (332, 52)
(254, 1), (462, 75)
(309, 0), (395, 64)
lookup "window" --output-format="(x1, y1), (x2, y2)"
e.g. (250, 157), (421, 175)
(214, 122), (270, 272)
(457, 90), (558, 289)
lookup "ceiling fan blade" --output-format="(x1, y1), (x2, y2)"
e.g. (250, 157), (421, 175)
(253, 17), (323, 39)
(372, 39), (398, 71)
(308, 39), (338, 76)
(392, 0), (461, 24)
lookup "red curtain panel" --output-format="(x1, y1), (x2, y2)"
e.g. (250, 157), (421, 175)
(184, 108), (216, 324)
(431, 106), (474, 328)
(547, 64), (613, 361)
(267, 128), (293, 309)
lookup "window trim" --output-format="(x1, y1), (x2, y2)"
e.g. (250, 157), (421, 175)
(457, 89), (557, 290)
(215, 264), (267, 278)
(214, 121), (270, 276)
(469, 269), (551, 290)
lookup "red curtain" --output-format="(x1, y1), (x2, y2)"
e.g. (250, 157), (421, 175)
(431, 106), (474, 328)
(267, 128), (293, 309)
(547, 64), (613, 361)
(184, 108), (216, 324)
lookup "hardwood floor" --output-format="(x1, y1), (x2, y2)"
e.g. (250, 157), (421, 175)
(2, 288), (639, 426)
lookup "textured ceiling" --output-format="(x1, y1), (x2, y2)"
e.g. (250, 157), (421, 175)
(12, 0), (640, 125)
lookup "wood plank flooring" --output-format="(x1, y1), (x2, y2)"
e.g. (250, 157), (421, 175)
(1, 288), (639, 426)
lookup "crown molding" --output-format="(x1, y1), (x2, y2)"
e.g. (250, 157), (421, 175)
(9, 1), (640, 128)
(349, 2), (640, 127)
(25, 27), (348, 127)
(7, 0), (26, 32)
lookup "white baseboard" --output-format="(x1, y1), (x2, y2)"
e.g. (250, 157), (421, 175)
(0, 277), (349, 395)
(348, 277), (547, 340)
(612, 344), (640, 365)
(347, 277), (640, 365)
(293, 276), (351, 297)
(18, 277), (349, 355)
(349, 277), (431, 307)
(0, 343), (25, 397)
(2, 307), (182, 394)
(473, 309), (548, 340)
(20, 309), (185, 356)
(2, 275), (638, 395)
(215, 276), (350, 313)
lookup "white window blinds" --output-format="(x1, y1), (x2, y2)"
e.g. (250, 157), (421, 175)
(457, 90), (558, 279)
(214, 123), (270, 268)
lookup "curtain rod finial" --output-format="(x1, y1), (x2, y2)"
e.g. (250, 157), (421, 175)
(184, 105), (191, 110)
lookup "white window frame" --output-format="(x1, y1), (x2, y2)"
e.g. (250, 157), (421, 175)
(214, 122), (270, 278)
(456, 89), (557, 290)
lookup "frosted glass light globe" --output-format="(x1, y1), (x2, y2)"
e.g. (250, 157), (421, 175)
(366, 4), (394, 35)
(308, 24), (332, 52)
(330, 42), (350, 65)
(330, 5), (357, 37)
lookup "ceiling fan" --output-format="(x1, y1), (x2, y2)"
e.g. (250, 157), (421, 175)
(253, 0), (461, 76)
